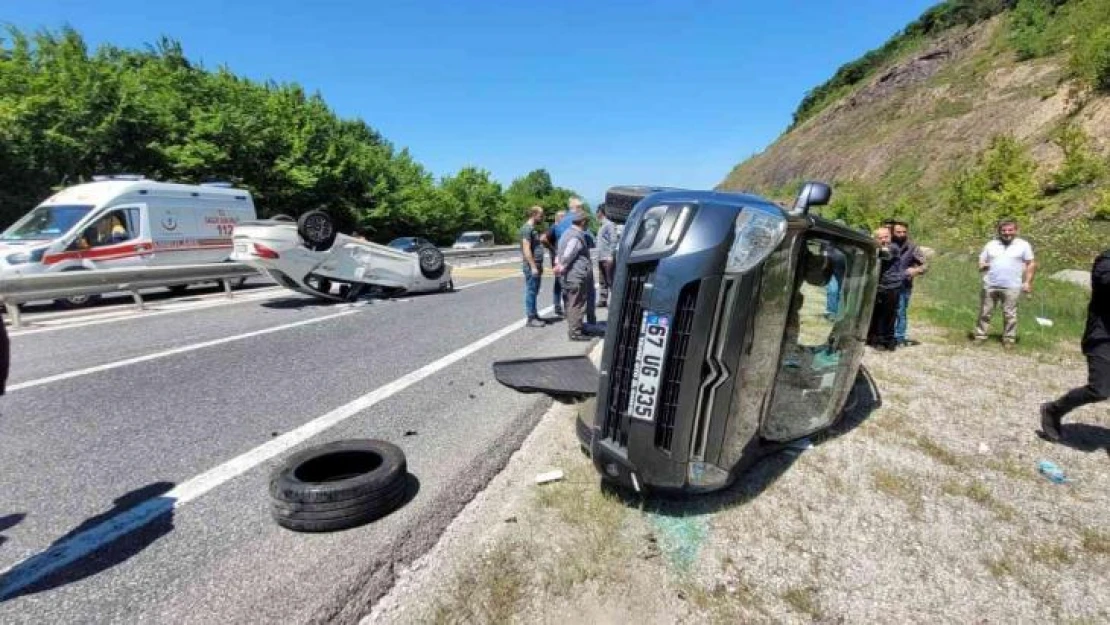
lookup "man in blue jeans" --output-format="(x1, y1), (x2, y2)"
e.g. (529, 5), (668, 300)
(885, 220), (928, 346)
(520, 205), (546, 327)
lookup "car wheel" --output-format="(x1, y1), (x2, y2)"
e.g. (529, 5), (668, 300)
(269, 439), (409, 533)
(604, 185), (676, 224)
(415, 243), (445, 280)
(297, 210), (337, 251)
(54, 267), (102, 309)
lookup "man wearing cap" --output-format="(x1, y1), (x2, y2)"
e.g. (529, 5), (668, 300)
(553, 209), (594, 341)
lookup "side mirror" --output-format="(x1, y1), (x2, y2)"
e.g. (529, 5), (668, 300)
(791, 182), (832, 215)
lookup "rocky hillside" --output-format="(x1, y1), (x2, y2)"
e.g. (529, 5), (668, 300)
(718, 0), (1110, 263)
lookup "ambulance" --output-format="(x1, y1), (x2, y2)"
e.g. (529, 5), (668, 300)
(0, 175), (258, 306)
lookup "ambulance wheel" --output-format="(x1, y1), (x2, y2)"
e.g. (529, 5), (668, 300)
(55, 267), (101, 309)
(297, 210), (337, 251)
(415, 243), (445, 280)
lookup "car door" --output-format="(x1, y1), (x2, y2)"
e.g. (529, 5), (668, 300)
(65, 205), (149, 269)
(760, 232), (876, 442)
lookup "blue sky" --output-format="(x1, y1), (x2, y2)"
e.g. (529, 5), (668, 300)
(6, 0), (937, 205)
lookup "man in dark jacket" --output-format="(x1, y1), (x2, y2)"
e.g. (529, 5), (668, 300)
(867, 226), (911, 351)
(1040, 249), (1110, 441)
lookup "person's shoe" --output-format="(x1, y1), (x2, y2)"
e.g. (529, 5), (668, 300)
(526, 317), (545, 328)
(553, 308), (565, 317)
(1040, 403), (1062, 442)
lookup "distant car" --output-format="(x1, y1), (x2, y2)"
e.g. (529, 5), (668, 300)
(232, 211), (453, 301)
(451, 231), (495, 250)
(387, 236), (433, 253)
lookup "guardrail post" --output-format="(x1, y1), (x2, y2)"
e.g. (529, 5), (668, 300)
(4, 302), (22, 329)
(222, 279), (234, 298)
(130, 290), (146, 311)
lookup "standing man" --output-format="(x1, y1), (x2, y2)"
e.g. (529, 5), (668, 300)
(520, 205), (546, 328)
(973, 219), (1035, 349)
(554, 209), (594, 341)
(886, 219), (928, 346)
(543, 210), (567, 317)
(1, 306), (9, 397)
(595, 204), (620, 308)
(867, 226), (903, 351)
(1040, 248), (1110, 441)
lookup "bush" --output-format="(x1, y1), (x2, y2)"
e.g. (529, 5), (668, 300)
(948, 135), (1043, 237)
(1008, 0), (1055, 60)
(1070, 23), (1110, 91)
(1049, 122), (1106, 190)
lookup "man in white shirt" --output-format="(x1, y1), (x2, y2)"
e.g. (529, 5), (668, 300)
(973, 219), (1036, 348)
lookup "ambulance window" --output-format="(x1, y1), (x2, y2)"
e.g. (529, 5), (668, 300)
(85, 208), (140, 247)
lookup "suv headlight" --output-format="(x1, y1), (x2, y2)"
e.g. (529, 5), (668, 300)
(630, 205), (667, 252)
(725, 209), (786, 274)
(5, 248), (45, 265)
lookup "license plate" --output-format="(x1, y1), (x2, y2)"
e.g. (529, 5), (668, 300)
(234, 243), (248, 255)
(628, 311), (670, 422)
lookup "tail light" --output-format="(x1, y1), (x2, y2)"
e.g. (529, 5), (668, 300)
(253, 243), (280, 259)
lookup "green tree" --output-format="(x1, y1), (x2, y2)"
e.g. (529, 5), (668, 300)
(1050, 122), (1106, 191)
(948, 135), (1043, 237)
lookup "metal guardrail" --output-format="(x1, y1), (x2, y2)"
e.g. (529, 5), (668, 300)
(0, 264), (260, 328)
(0, 246), (525, 328)
(440, 245), (519, 258)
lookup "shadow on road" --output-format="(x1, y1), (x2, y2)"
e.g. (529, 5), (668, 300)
(260, 296), (345, 310)
(0, 513), (26, 548)
(0, 481), (175, 601)
(608, 366), (882, 517)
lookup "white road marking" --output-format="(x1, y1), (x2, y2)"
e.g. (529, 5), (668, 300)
(455, 275), (517, 290)
(0, 305), (554, 600)
(6, 308), (360, 392)
(7, 288), (288, 337)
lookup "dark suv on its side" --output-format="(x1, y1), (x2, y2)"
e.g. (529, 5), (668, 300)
(586, 183), (879, 494)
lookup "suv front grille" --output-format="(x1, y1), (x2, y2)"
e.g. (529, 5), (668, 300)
(653, 281), (699, 452)
(603, 263), (653, 446)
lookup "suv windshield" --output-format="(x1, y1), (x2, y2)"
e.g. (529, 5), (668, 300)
(1, 204), (94, 241)
(456, 234), (479, 243)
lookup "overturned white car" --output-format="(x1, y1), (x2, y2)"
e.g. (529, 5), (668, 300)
(231, 211), (453, 301)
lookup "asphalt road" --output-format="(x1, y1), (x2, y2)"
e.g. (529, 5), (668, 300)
(0, 264), (601, 623)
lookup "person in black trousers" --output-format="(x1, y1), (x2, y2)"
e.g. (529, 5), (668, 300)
(1, 309), (9, 397)
(1040, 248), (1110, 441)
(867, 226), (903, 351)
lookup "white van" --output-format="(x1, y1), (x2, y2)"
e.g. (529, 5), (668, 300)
(0, 175), (257, 306)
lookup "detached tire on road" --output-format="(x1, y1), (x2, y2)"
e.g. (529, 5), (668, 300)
(269, 439), (408, 533)
(297, 210), (338, 251)
(415, 243), (446, 280)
